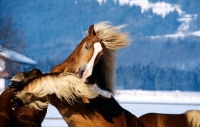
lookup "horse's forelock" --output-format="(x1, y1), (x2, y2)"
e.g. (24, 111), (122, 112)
(93, 21), (131, 50)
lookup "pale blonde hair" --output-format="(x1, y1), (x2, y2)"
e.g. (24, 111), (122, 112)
(185, 110), (200, 127)
(16, 72), (100, 109)
(93, 21), (131, 93)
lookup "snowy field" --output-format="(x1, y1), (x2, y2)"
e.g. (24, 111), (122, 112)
(42, 90), (200, 127)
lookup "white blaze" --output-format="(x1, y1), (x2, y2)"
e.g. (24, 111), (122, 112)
(82, 42), (102, 80)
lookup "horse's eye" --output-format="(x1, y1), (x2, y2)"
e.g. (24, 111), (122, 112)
(85, 44), (89, 50)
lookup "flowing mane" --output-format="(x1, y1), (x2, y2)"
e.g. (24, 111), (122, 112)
(16, 72), (100, 109)
(93, 21), (131, 93)
(94, 21), (130, 50)
(185, 110), (200, 127)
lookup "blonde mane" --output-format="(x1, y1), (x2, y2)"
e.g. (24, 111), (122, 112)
(93, 21), (131, 93)
(16, 72), (100, 109)
(185, 110), (200, 127)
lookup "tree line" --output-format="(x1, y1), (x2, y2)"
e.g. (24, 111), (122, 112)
(35, 57), (200, 91)
(116, 64), (200, 91)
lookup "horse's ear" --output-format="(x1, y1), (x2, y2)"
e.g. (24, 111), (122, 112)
(88, 25), (96, 36)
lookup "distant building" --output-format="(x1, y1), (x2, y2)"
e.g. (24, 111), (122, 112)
(0, 47), (36, 90)
(0, 57), (9, 90)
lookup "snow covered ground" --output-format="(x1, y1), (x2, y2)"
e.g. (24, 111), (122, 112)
(42, 90), (200, 127)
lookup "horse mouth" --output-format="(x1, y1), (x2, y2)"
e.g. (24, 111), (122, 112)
(77, 65), (92, 81)
(77, 66), (86, 79)
(77, 69), (84, 79)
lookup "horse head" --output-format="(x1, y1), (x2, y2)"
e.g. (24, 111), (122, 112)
(79, 21), (131, 94)
(10, 69), (43, 108)
(50, 25), (105, 84)
(9, 68), (42, 90)
(75, 24), (105, 81)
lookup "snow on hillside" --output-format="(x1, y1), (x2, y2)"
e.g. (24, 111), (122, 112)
(149, 30), (200, 39)
(99, 0), (196, 31)
(98, 0), (198, 38)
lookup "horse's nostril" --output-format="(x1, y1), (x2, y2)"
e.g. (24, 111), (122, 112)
(11, 96), (24, 107)
(80, 70), (84, 78)
(77, 70), (83, 78)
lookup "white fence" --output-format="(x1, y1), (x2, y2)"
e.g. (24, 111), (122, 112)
(42, 90), (200, 127)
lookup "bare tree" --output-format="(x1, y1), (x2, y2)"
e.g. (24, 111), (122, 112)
(0, 16), (26, 77)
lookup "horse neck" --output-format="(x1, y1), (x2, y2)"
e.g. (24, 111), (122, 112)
(49, 94), (71, 117)
(50, 94), (124, 126)
(49, 95), (95, 125)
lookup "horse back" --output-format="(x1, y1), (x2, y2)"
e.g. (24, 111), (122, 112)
(139, 113), (189, 127)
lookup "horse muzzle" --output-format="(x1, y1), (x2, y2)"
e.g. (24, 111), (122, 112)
(77, 65), (87, 79)
(9, 81), (23, 89)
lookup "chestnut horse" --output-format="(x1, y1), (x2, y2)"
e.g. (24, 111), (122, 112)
(13, 21), (144, 127)
(0, 69), (47, 127)
(139, 110), (200, 127)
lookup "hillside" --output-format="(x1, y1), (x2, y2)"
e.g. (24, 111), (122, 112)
(1, 0), (200, 90)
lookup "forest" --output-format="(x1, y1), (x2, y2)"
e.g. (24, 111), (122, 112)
(116, 64), (200, 91)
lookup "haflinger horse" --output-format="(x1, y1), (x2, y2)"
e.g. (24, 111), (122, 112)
(0, 69), (47, 127)
(139, 110), (200, 127)
(13, 21), (145, 127)
(11, 71), (115, 127)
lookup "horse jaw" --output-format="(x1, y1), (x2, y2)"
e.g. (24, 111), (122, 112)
(82, 42), (102, 81)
